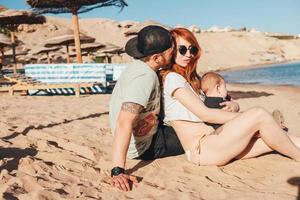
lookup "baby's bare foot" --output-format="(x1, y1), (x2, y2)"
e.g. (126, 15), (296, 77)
(272, 109), (288, 131)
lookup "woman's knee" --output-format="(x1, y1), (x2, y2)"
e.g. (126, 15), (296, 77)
(247, 106), (272, 123)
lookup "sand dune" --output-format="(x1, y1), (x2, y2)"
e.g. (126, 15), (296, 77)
(11, 16), (300, 71)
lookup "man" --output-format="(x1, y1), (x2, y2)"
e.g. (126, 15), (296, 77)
(109, 25), (184, 191)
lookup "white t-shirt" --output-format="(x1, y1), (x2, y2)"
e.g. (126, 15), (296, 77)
(109, 60), (160, 159)
(163, 72), (203, 123)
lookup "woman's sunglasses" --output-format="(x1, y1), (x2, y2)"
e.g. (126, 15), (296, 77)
(178, 45), (199, 56)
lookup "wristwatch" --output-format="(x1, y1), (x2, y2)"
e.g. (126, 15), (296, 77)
(111, 166), (125, 177)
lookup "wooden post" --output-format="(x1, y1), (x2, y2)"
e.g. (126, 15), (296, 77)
(10, 31), (17, 74)
(75, 84), (80, 97)
(88, 52), (91, 62)
(9, 86), (14, 96)
(72, 9), (82, 63)
(47, 52), (51, 64)
(0, 47), (3, 71)
(65, 44), (71, 63)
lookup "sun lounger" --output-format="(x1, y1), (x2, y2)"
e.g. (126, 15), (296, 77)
(0, 73), (100, 97)
(25, 63), (107, 95)
(0, 63), (127, 96)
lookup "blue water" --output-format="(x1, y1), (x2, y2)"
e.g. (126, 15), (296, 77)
(220, 62), (300, 87)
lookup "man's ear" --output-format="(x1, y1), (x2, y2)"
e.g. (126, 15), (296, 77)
(152, 54), (161, 64)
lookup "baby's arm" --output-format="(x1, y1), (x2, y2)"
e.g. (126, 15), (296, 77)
(220, 100), (240, 112)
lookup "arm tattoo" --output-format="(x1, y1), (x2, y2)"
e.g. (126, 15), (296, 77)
(121, 102), (143, 114)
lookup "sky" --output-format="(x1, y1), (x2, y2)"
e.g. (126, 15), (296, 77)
(1, 0), (300, 35)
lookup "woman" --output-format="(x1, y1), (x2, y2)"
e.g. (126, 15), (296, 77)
(160, 28), (300, 166)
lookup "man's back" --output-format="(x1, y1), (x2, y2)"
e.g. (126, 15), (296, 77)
(109, 59), (161, 159)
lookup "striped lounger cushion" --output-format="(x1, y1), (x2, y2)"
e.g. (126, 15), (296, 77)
(25, 63), (126, 95)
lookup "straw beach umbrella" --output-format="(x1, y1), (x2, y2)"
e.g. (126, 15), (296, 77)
(4, 48), (29, 58)
(0, 33), (11, 47)
(33, 46), (61, 64)
(0, 6), (6, 13)
(123, 21), (171, 37)
(70, 51), (88, 57)
(100, 43), (123, 54)
(0, 6), (9, 35)
(45, 29), (95, 63)
(97, 43), (123, 63)
(0, 9), (46, 73)
(27, 0), (127, 64)
(0, 9), (45, 25)
(77, 42), (106, 62)
(80, 42), (105, 52)
(18, 54), (38, 64)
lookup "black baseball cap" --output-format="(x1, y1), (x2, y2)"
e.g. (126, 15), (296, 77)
(125, 25), (173, 59)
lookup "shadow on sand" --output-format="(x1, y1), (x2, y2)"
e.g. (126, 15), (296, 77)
(1, 112), (109, 141)
(228, 90), (273, 100)
(124, 160), (155, 189)
(287, 177), (300, 200)
(0, 147), (37, 172)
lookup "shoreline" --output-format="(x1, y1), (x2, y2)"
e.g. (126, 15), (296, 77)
(227, 82), (300, 89)
(217, 60), (300, 88)
(217, 58), (300, 72)
(228, 83), (300, 91)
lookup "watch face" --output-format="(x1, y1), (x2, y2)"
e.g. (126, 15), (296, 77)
(111, 167), (125, 177)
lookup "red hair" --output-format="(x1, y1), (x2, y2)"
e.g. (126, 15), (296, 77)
(160, 28), (201, 93)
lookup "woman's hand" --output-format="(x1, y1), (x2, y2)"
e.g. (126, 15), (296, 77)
(220, 101), (240, 112)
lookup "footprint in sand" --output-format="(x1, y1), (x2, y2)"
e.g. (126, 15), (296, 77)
(35, 190), (64, 200)
(61, 184), (81, 199)
(18, 157), (37, 176)
(50, 140), (96, 162)
(151, 159), (162, 169)
(20, 176), (44, 193)
(143, 180), (166, 190)
(81, 187), (101, 199)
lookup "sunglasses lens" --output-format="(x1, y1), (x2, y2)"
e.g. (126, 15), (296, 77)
(178, 46), (187, 55)
(178, 45), (199, 56)
(190, 46), (199, 55)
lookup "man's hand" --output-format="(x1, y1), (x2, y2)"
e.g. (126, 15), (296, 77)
(111, 102), (143, 191)
(111, 173), (139, 191)
(220, 101), (240, 112)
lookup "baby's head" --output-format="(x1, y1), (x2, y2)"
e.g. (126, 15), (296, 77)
(200, 72), (227, 98)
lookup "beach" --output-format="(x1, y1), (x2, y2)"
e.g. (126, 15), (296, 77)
(0, 83), (300, 199)
(1, 0), (300, 199)
(1, 9), (300, 200)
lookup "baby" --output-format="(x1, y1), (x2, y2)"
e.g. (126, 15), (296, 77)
(200, 72), (287, 131)
(200, 72), (230, 130)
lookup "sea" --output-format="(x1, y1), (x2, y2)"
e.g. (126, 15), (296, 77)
(220, 62), (300, 87)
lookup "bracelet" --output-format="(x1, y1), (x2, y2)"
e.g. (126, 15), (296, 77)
(111, 166), (125, 177)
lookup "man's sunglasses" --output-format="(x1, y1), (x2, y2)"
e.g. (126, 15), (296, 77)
(178, 45), (199, 56)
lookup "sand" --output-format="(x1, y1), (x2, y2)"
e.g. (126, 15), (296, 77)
(0, 84), (300, 199)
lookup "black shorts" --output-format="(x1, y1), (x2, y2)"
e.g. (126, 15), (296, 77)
(136, 125), (185, 160)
